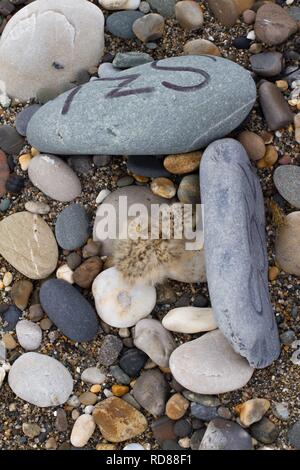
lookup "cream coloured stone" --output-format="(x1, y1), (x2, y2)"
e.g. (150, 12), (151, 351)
(162, 307), (217, 333)
(70, 414), (96, 448)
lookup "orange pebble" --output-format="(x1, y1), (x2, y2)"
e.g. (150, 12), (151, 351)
(111, 384), (129, 397)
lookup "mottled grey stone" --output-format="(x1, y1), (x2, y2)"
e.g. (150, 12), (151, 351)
(40, 279), (99, 342)
(8, 352), (73, 407)
(106, 10), (144, 39)
(250, 52), (284, 77)
(200, 418), (253, 450)
(200, 138), (280, 368)
(273, 165), (300, 209)
(288, 420), (300, 450)
(113, 51), (153, 69)
(98, 335), (123, 366)
(132, 369), (169, 416)
(55, 204), (90, 250)
(190, 403), (219, 421)
(27, 56), (256, 156)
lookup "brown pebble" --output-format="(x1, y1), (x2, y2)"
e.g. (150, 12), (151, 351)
(45, 437), (57, 450)
(40, 317), (53, 330)
(96, 443), (116, 450)
(207, 0), (255, 27)
(264, 145), (278, 167)
(268, 266), (280, 281)
(151, 177), (176, 199)
(238, 131), (266, 161)
(22, 423), (41, 438)
(175, 1), (204, 31)
(10, 280), (33, 310)
(132, 13), (165, 43)
(90, 384), (102, 394)
(239, 398), (270, 427)
(165, 393), (189, 420)
(55, 408), (68, 432)
(79, 392), (98, 406)
(260, 131), (273, 145)
(82, 241), (101, 258)
(259, 81), (294, 131)
(164, 151), (202, 174)
(184, 38), (220, 56)
(112, 384), (130, 397)
(28, 304), (44, 322)
(73, 256), (103, 289)
(242, 9), (256, 24)
(2, 333), (17, 350)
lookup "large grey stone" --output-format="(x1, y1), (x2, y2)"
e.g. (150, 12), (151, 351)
(8, 352), (73, 407)
(27, 56), (256, 155)
(273, 165), (300, 209)
(0, 212), (58, 279)
(200, 138), (280, 368)
(0, 0), (104, 102)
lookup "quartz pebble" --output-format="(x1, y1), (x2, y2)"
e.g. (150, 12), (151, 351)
(96, 189), (111, 204)
(56, 264), (74, 284)
(16, 320), (42, 351)
(8, 352), (73, 407)
(175, 1), (204, 30)
(169, 330), (254, 394)
(92, 267), (156, 328)
(70, 414), (96, 448)
(162, 307), (217, 334)
(99, 0), (141, 10)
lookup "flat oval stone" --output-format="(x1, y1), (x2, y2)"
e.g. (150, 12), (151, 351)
(8, 352), (73, 407)
(162, 307), (217, 333)
(169, 330), (254, 394)
(27, 56), (256, 155)
(273, 166), (300, 209)
(0, 212), (58, 279)
(134, 319), (176, 367)
(40, 279), (99, 342)
(200, 138), (280, 369)
(55, 204), (90, 250)
(16, 320), (42, 351)
(28, 155), (81, 202)
(106, 10), (144, 39)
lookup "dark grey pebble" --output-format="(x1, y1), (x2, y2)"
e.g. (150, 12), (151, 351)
(15, 105), (41, 136)
(106, 11), (144, 39)
(119, 348), (148, 377)
(232, 37), (251, 49)
(250, 417), (279, 444)
(98, 335), (123, 366)
(39, 279), (99, 342)
(0, 125), (24, 154)
(132, 369), (169, 416)
(55, 204), (90, 250)
(288, 420), (300, 450)
(110, 365), (131, 385)
(5, 174), (25, 194)
(66, 252), (82, 270)
(174, 419), (192, 437)
(127, 155), (170, 177)
(0, 305), (22, 331)
(67, 156), (93, 174)
(190, 403), (219, 421)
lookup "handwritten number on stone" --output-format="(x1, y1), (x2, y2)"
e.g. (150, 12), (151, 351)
(97, 74), (155, 98)
(151, 60), (212, 92)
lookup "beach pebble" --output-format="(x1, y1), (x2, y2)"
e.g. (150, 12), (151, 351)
(55, 204), (90, 250)
(81, 367), (106, 385)
(0, 212), (58, 280)
(99, 335), (123, 366)
(238, 131), (266, 161)
(113, 51), (153, 68)
(183, 38), (220, 56)
(242, 9), (255, 24)
(165, 393), (189, 420)
(151, 177), (176, 199)
(119, 348), (148, 377)
(239, 398), (270, 427)
(70, 414), (96, 448)
(250, 52), (284, 78)
(40, 279), (99, 342)
(162, 307), (217, 334)
(273, 166), (300, 209)
(207, 0), (254, 27)
(0, 151), (10, 197)
(68, 156), (92, 175)
(56, 264), (74, 284)
(170, 330), (254, 394)
(288, 421), (300, 450)
(25, 201), (50, 215)
(0, 125), (25, 154)
(92, 267), (156, 328)
(93, 396), (147, 442)
(133, 369), (169, 416)
(255, 3), (297, 46)
(73, 257), (102, 288)
(16, 320), (42, 350)
(1, 305), (22, 331)
(127, 155), (170, 177)
(5, 174), (25, 194)
(66, 252), (82, 270)
(177, 174), (200, 204)
(8, 352), (73, 407)
(250, 417), (279, 444)
(133, 13), (165, 42)
(106, 10), (144, 39)
(175, 1), (204, 30)
(22, 423), (41, 439)
(275, 212), (300, 276)
(0, 0), (104, 101)
(123, 443), (145, 450)
(273, 402), (289, 421)
(28, 155), (81, 202)
(134, 319), (176, 367)
(163, 152), (201, 174)
(200, 418), (253, 450)
(15, 105), (41, 137)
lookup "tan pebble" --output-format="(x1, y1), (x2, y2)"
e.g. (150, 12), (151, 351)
(96, 443), (116, 450)
(90, 384), (102, 394)
(164, 151), (202, 174)
(103, 256), (115, 270)
(296, 128), (300, 144)
(0, 280), (4, 290)
(294, 114), (300, 128)
(19, 153), (32, 171)
(79, 392), (98, 405)
(268, 266), (280, 281)
(22, 423), (41, 438)
(249, 43), (263, 54)
(3, 272), (13, 287)
(40, 317), (53, 330)
(111, 384), (129, 397)
(239, 398), (270, 427)
(183, 38), (220, 56)
(2, 333), (17, 350)
(256, 158), (268, 169)
(165, 393), (189, 420)
(264, 145), (278, 167)
(133, 174), (149, 183)
(275, 80), (288, 92)
(72, 409), (80, 420)
(132, 13), (165, 43)
(238, 131), (266, 161)
(175, 1), (204, 31)
(150, 177), (176, 199)
(45, 437), (57, 450)
(31, 147), (40, 157)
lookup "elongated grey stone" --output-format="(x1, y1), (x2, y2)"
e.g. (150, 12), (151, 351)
(200, 138), (280, 369)
(27, 56), (256, 156)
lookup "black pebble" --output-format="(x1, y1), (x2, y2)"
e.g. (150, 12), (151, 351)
(174, 419), (192, 438)
(193, 294), (209, 308)
(5, 174), (25, 194)
(119, 348), (148, 377)
(232, 37), (252, 49)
